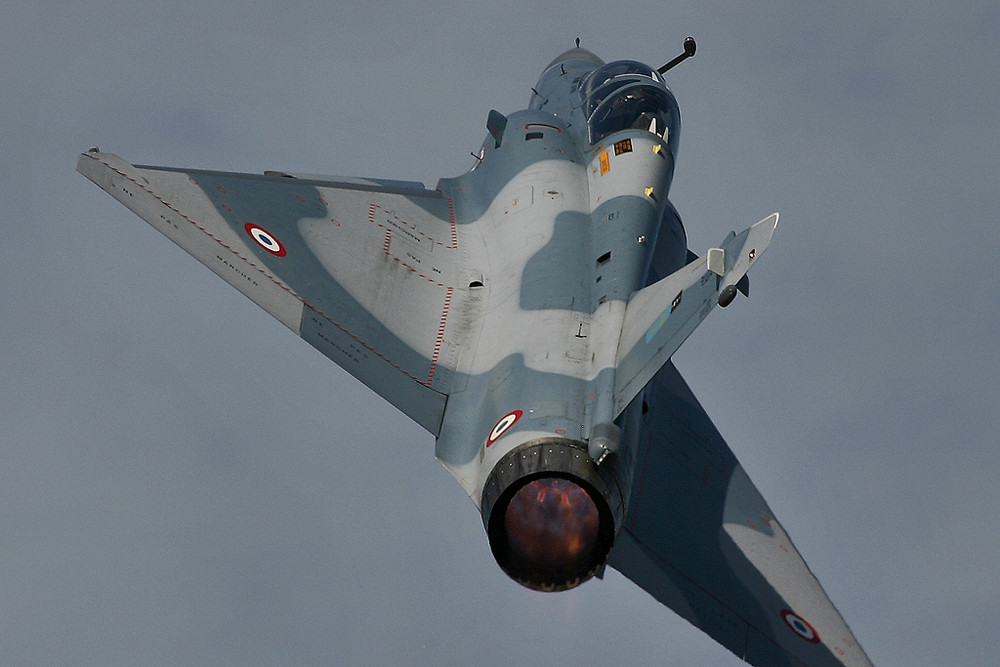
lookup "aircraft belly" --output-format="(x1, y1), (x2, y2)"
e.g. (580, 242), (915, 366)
(464, 160), (593, 379)
(435, 159), (599, 477)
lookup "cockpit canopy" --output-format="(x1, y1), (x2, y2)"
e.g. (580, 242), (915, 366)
(580, 60), (680, 155)
(580, 60), (662, 99)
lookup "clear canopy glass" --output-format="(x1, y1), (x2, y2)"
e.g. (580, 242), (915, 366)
(580, 60), (679, 153)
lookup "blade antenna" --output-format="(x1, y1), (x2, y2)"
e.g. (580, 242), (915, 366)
(657, 36), (697, 74)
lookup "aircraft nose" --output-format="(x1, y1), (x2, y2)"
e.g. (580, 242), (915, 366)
(543, 46), (604, 71)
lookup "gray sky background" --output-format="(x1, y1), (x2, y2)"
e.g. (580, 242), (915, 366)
(3, 2), (998, 665)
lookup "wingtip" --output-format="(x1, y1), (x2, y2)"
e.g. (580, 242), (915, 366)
(752, 212), (779, 237)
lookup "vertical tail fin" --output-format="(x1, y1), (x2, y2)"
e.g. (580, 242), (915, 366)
(612, 213), (778, 416)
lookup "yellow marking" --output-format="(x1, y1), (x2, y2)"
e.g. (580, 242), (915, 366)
(599, 150), (610, 175)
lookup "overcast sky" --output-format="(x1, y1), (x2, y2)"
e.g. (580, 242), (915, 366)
(3, 2), (998, 665)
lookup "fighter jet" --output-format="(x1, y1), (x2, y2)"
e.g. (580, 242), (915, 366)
(77, 39), (872, 666)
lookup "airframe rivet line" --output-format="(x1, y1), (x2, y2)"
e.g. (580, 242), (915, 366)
(378, 224), (449, 287)
(88, 152), (434, 386)
(386, 254), (448, 288)
(364, 200), (459, 284)
(308, 302), (418, 380)
(447, 198), (457, 249)
(368, 203), (459, 249)
(426, 286), (453, 386)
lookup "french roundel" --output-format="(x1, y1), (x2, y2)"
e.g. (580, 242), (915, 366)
(781, 609), (820, 644)
(486, 410), (523, 446)
(245, 223), (287, 256)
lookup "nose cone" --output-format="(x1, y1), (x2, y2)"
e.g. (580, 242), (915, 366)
(544, 46), (604, 72)
(531, 46), (605, 115)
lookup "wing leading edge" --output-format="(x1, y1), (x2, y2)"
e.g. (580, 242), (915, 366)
(611, 361), (872, 666)
(77, 150), (474, 435)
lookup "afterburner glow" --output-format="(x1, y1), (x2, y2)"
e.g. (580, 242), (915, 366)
(504, 477), (600, 576)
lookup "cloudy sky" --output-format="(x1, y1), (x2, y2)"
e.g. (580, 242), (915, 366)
(3, 2), (998, 665)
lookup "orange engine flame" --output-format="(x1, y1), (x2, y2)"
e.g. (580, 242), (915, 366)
(503, 477), (600, 573)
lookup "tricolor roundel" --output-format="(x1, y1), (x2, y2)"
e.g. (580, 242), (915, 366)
(486, 410), (523, 447)
(781, 609), (820, 643)
(245, 223), (287, 256)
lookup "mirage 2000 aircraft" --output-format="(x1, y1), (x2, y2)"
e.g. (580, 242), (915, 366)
(78, 39), (872, 666)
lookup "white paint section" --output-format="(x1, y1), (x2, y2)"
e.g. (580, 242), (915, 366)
(297, 189), (462, 370)
(587, 134), (668, 212)
(461, 160), (599, 380)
